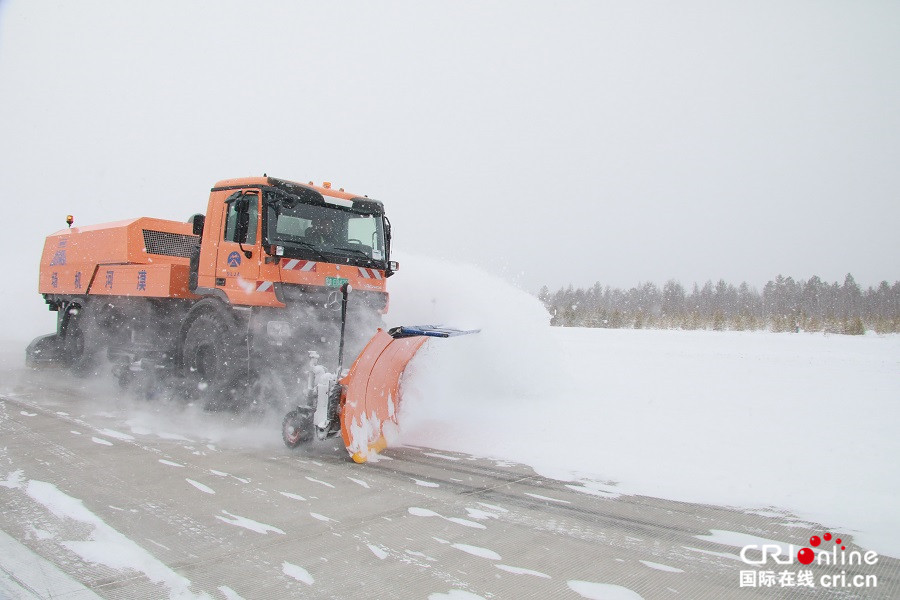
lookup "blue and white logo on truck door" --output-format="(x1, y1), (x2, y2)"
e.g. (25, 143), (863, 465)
(227, 251), (242, 268)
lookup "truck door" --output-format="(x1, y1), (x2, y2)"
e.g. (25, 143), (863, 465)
(217, 190), (261, 293)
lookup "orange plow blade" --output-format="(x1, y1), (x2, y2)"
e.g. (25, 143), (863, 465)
(339, 326), (478, 463)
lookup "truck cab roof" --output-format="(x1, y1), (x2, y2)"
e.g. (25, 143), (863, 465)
(211, 176), (385, 214)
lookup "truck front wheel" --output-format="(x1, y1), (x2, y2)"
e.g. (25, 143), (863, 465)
(181, 314), (245, 409)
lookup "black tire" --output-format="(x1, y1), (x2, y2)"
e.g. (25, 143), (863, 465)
(61, 305), (101, 374)
(282, 408), (314, 448)
(181, 313), (247, 410)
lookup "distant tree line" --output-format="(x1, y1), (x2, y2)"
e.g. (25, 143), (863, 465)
(538, 274), (899, 334)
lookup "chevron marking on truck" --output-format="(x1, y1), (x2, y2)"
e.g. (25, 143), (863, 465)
(281, 259), (317, 271)
(357, 267), (383, 280)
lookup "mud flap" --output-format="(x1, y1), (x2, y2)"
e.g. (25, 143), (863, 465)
(25, 333), (64, 367)
(339, 326), (478, 463)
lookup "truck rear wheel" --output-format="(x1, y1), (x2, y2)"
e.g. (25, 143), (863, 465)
(61, 304), (103, 374)
(61, 308), (86, 365)
(181, 314), (247, 410)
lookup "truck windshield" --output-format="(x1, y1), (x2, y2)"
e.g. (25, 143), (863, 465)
(266, 197), (386, 264)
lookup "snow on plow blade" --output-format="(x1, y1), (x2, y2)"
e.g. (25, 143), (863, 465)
(340, 325), (478, 463)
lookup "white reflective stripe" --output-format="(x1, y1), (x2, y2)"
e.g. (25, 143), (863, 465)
(284, 259), (300, 270)
(300, 261), (316, 272)
(358, 268), (371, 278)
(256, 281), (273, 292)
(373, 270), (382, 280)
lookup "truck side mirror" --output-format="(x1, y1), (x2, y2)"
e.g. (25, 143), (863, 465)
(190, 214), (205, 236)
(386, 260), (399, 277)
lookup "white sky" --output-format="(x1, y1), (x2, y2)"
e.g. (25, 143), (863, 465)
(1, 1), (898, 340)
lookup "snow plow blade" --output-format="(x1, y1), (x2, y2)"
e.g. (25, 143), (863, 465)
(340, 325), (478, 463)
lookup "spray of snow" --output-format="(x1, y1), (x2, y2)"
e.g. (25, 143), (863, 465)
(121, 400), (286, 451)
(346, 411), (378, 460)
(390, 254), (563, 445)
(381, 417), (401, 447)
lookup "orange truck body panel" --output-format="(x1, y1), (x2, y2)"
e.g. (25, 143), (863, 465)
(38, 217), (199, 299)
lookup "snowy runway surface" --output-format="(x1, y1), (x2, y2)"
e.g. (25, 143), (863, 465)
(399, 327), (900, 558)
(1, 324), (898, 599)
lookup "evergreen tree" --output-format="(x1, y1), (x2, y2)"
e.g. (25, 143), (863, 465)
(539, 274), (897, 334)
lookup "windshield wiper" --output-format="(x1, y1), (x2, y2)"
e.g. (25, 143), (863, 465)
(332, 246), (370, 258)
(282, 240), (329, 262)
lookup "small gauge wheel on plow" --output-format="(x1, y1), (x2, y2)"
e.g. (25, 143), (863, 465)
(282, 408), (314, 448)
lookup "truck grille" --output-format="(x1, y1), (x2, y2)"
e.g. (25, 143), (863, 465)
(142, 230), (199, 258)
(280, 283), (388, 312)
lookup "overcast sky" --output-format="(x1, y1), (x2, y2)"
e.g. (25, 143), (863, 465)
(1, 1), (898, 340)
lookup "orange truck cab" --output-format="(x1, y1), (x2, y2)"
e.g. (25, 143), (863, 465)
(29, 176), (398, 411)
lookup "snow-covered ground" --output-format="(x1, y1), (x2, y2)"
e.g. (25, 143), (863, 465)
(3, 253), (897, 568)
(390, 254), (900, 559)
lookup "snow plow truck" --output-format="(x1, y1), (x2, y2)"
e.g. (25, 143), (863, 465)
(28, 175), (473, 462)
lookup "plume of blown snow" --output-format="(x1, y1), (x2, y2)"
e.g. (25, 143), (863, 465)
(386, 253), (564, 450)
